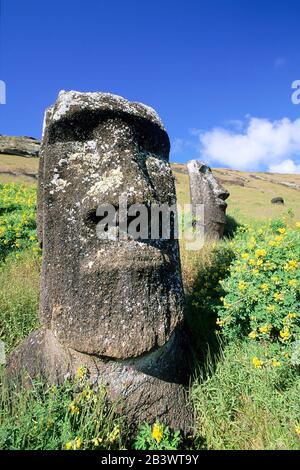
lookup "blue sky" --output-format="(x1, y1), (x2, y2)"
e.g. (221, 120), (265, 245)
(1, 0), (300, 171)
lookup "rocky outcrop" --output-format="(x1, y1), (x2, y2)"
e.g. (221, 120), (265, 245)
(0, 135), (40, 157)
(271, 196), (284, 205)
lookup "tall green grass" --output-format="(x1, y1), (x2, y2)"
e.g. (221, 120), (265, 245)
(0, 250), (40, 354)
(0, 372), (126, 450)
(191, 340), (300, 450)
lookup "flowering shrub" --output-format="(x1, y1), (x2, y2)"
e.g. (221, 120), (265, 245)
(0, 183), (38, 260)
(216, 222), (300, 362)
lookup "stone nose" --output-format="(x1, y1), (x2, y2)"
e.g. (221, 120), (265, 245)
(217, 190), (229, 201)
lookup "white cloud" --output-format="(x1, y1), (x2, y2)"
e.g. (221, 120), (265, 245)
(198, 116), (300, 173)
(269, 159), (300, 174)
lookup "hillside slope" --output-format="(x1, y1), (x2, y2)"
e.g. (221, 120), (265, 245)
(172, 163), (300, 224)
(1, 154), (299, 224)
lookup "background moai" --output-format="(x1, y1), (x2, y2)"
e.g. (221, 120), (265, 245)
(8, 91), (192, 432)
(187, 160), (229, 240)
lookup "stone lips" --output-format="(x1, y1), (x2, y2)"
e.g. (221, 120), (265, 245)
(187, 159), (230, 240)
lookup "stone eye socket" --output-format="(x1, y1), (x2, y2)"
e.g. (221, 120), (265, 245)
(48, 111), (101, 143)
(85, 209), (108, 229)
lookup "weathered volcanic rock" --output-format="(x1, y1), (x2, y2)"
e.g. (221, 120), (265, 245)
(271, 196), (284, 205)
(0, 135), (40, 157)
(37, 91), (184, 358)
(7, 328), (192, 433)
(8, 91), (192, 433)
(187, 160), (229, 240)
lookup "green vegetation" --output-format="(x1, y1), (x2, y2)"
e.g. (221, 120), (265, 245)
(0, 183), (38, 261)
(0, 179), (299, 450)
(0, 369), (126, 450)
(133, 422), (181, 450)
(0, 250), (40, 354)
(216, 223), (300, 359)
(192, 340), (300, 450)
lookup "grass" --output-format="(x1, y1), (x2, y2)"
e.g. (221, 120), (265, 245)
(0, 154), (38, 186)
(0, 372), (126, 450)
(191, 340), (300, 450)
(0, 250), (40, 354)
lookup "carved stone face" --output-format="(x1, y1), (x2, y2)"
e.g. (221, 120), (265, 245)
(187, 160), (229, 239)
(38, 91), (184, 359)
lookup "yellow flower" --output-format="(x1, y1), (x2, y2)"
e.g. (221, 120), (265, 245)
(252, 357), (263, 368)
(295, 222), (300, 229)
(260, 283), (269, 292)
(76, 366), (87, 380)
(255, 249), (266, 258)
(259, 325), (270, 334)
(275, 235), (283, 244)
(256, 259), (263, 267)
(280, 328), (290, 341)
(241, 253), (250, 259)
(284, 260), (298, 271)
(248, 258), (256, 266)
(287, 312), (296, 319)
(69, 402), (80, 415)
(266, 305), (276, 313)
(109, 425), (120, 443)
(238, 281), (247, 291)
(65, 441), (73, 450)
(289, 260), (298, 268)
(268, 240), (276, 247)
(248, 331), (257, 339)
(277, 227), (286, 234)
(152, 423), (163, 444)
(288, 279), (297, 288)
(46, 419), (54, 429)
(274, 292), (284, 302)
(75, 437), (82, 449)
(272, 360), (281, 367)
(91, 437), (103, 446)
(295, 425), (300, 436)
(216, 318), (224, 327)
(81, 388), (93, 400)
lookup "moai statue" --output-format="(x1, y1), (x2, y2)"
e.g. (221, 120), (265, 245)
(187, 160), (229, 240)
(8, 91), (192, 432)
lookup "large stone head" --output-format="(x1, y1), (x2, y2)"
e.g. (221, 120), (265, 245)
(187, 160), (229, 239)
(38, 91), (184, 359)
